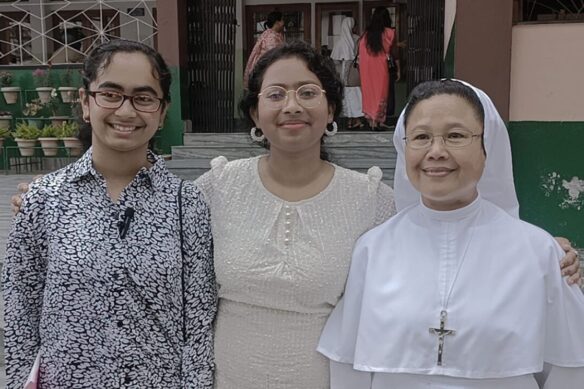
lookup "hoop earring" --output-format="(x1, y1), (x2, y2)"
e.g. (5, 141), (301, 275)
(250, 127), (265, 142)
(325, 121), (338, 137)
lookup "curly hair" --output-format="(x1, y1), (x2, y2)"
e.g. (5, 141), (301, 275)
(239, 40), (344, 161)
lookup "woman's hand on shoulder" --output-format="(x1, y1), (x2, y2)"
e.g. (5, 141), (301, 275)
(556, 237), (581, 285)
(10, 176), (40, 215)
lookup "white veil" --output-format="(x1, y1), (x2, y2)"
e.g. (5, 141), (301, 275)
(392, 79), (520, 217)
(330, 17), (357, 61)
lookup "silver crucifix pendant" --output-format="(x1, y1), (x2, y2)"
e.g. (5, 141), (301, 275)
(429, 310), (456, 366)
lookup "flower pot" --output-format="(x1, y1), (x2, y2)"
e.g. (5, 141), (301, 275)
(58, 87), (77, 103)
(1, 86), (21, 104)
(36, 87), (53, 103)
(39, 137), (59, 156)
(0, 115), (12, 129)
(27, 118), (44, 129)
(62, 137), (83, 156)
(14, 138), (37, 157)
(50, 116), (69, 127)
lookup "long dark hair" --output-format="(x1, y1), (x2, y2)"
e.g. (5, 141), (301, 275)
(78, 39), (172, 150)
(239, 40), (343, 161)
(365, 7), (393, 54)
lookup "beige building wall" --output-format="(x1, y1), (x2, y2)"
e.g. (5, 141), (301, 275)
(510, 23), (584, 121)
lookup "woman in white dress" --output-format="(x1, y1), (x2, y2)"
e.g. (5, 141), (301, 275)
(330, 17), (364, 129)
(196, 40), (395, 388)
(318, 79), (584, 388)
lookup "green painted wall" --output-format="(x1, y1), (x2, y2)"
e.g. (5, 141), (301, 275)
(508, 121), (584, 247)
(157, 66), (184, 154)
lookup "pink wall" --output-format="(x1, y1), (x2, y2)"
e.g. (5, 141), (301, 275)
(510, 23), (584, 121)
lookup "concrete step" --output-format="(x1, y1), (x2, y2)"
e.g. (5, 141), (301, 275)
(169, 131), (398, 185)
(181, 130), (395, 148)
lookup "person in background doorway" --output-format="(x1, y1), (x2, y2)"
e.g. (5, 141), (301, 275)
(330, 17), (364, 129)
(243, 11), (285, 88)
(359, 7), (397, 130)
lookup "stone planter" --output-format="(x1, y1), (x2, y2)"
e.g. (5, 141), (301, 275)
(39, 137), (59, 156)
(1, 86), (21, 104)
(14, 138), (37, 157)
(58, 87), (77, 103)
(0, 115), (12, 129)
(50, 116), (69, 127)
(62, 137), (83, 156)
(36, 87), (53, 103)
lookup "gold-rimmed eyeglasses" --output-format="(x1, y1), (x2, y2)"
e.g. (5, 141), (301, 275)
(403, 129), (483, 149)
(258, 84), (326, 110)
(88, 90), (164, 113)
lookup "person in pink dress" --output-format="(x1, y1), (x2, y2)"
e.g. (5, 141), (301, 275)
(244, 11), (285, 87)
(359, 7), (396, 129)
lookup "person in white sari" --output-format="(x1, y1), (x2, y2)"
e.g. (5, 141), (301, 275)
(330, 17), (364, 129)
(318, 79), (584, 389)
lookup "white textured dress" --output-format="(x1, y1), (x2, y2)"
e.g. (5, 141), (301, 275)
(195, 156), (395, 389)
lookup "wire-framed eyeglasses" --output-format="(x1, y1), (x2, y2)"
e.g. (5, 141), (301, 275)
(403, 129), (483, 149)
(88, 91), (164, 113)
(258, 84), (326, 110)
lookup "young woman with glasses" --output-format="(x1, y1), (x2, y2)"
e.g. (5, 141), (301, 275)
(3, 39), (216, 388)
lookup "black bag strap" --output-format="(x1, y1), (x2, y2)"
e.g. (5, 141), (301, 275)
(177, 179), (186, 338)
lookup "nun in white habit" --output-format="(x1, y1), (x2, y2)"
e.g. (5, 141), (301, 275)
(330, 17), (364, 126)
(317, 79), (584, 389)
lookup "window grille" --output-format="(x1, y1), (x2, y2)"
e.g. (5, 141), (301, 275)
(516, 0), (584, 23)
(0, 0), (157, 65)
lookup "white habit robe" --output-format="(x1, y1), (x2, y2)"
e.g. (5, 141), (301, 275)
(317, 196), (584, 389)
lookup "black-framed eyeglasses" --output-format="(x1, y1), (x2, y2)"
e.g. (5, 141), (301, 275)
(88, 91), (164, 113)
(258, 84), (326, 110)
(403, 129), (483, 149)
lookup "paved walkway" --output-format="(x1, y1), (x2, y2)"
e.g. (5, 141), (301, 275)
(0, 174), (36, 388)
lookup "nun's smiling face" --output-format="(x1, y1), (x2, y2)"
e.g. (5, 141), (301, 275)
(404, 94), (486, 211)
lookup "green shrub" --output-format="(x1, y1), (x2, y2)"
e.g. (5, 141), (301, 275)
(14, 122), (41, 140)
(0, 127), (11, 139)
(41, 125), (58, 138)
(56, 121), (80, 138)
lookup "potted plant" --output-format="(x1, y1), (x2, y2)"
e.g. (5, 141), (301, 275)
(58, 69), (78, 103)
(57, 121), (82, 156)
(14, 122), (41, 157)
(0, 127), (10, 154)
(0, 110), (13, 129)
(46, 89), (70, 126)
(32, 67), (53, 103)
(39, 124), (60, 156)
(22, 99), (47, 129)
(0, 71), (21, 104)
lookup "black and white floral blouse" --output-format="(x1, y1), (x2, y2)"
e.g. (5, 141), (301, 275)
(3, 148), (216, 389)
